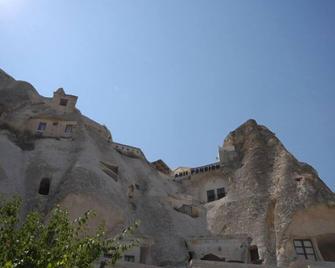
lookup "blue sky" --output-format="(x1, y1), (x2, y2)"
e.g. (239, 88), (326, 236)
(0, 0), (334, 190)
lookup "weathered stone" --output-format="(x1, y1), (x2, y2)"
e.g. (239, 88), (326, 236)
(0, 68), (334, 268)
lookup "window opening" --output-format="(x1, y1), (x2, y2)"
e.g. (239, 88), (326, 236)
(124, 255), (135, 262)
(207, 189), (215, 202)
(38, 178), (51, 195)
(65, 124), (73, 133)
(37, 122), (47, 131)
(293, 239), (317, 261)
(59, 98), (68, 106)
(217, 187), (226, 199)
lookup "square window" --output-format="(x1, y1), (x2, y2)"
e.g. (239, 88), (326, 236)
(65, 124), (73, 133)
(37, 122), (47, 131)
(59, 98), (68, 106)
(293, 239), (316, 260)
(217, 187), (226, 199)
(124, 255), (135, 262)
(207, 190), (215, 202)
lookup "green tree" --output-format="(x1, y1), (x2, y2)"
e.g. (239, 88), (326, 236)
(0, 196), (139, 268)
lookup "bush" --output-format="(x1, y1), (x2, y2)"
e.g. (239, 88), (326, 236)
(0, 197), (139, 268)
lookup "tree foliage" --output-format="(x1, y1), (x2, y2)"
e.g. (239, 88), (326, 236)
(0, 196), (139, 268)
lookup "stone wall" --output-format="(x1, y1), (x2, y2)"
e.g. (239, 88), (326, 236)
(187, 235), (250, 263)
(26, 117), (77, 138)
(50, 88), (78, 113)
(112, 142), (145, 159)
(179, 171), (228, 204)
(82, 115), (112, 142)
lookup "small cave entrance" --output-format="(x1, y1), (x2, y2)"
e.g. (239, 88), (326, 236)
(38, 178), (51, 195)
(317, 234), (335, 262)
(201, 253), (225, 262)
(249, 245), (262, 264)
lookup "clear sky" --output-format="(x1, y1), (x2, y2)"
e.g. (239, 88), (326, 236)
(0, 0), (334, 190)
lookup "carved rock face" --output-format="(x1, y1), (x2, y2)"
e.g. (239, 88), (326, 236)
(0, 69), (334, 267)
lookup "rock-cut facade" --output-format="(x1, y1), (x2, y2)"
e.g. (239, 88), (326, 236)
(0, 69), (334, 268)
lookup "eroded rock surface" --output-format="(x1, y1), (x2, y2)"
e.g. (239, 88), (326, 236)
(0, 69), (334, 267)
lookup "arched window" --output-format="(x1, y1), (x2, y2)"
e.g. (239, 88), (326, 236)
(38, 178), (51, 195)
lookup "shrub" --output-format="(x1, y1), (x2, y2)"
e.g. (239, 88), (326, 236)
(0, 196), (139, 268)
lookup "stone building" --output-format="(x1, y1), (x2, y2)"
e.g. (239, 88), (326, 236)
(112, 142), (145, 159)
(26, 114), (77, 138)
(50, 88), (78, 113)
(151, 159), (171, 175)
(186, 235), (251, 264)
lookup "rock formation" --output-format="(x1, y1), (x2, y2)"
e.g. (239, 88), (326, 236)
(0, 68), (334, 268)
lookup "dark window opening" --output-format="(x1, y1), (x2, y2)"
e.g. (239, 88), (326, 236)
(124, 255), (135, 262)
(65, 124), (73, 133)
(59, 98), (68, 106)
(38, 178), (51, 195)
(317, 233), (335, 262)
(217, 187), (226, 199)
(205, 167), (208, 171)
(207, 190), (215, 202)
(37, 122), (47, 131)
(196, 169), (199, 174)
(201, 254), (225, 262)
(250, 245), (261, 264)
(216, 164), (220, 169)
(293, 239), (317, 261)
(52, 122), (58, 126)
(295, 177), (302, 182)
